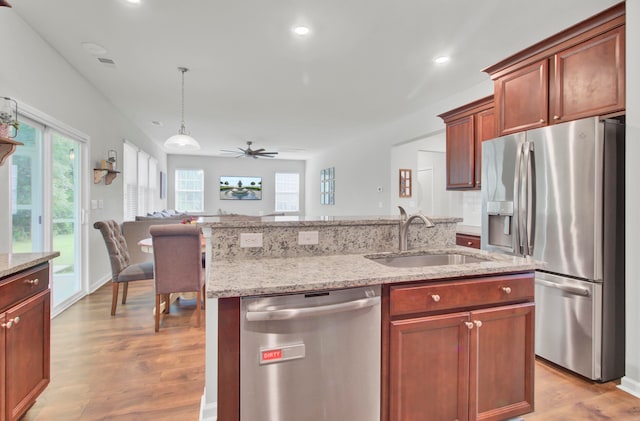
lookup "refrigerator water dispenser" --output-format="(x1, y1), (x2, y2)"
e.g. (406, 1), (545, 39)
(486, 201), (514, 249)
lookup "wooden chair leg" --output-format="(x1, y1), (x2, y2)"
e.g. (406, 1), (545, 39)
(202, 285), (206, 310)
(155, 294), (161, 332)
(122, 281), (129, 304)
(111, 282), (119, 316)
(196, 291), (202, 327)
(164, 294), (171, 314)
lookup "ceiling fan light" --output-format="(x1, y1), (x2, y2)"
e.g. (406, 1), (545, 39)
(164, 134), (200, 150)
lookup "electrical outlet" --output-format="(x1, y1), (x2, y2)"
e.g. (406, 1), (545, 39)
(240, 233), (263, 248)
(298, 231), (319, 245)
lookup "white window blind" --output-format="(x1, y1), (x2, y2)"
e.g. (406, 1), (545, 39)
(137, 150), (150, 216)
(275, 173), (299, 212)
(123, 142), (138, 221)
(175, 169), (204, 212)
(148, 157), (158, 212)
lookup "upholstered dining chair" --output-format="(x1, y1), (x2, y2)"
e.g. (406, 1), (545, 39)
(94, 220), (155, 316)
(150, 224), (206, 332)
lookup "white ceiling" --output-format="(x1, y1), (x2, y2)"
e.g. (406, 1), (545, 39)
(11, 0), (620, 159)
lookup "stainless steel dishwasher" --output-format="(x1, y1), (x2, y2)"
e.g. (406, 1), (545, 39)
(240, 285), (381, 421)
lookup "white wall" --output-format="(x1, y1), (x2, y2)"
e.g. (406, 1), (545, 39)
(305, 80), (493, 217)
(167, 155), (305, 216)
(0, 11), (166, 292)
(621, 1), (640, 398)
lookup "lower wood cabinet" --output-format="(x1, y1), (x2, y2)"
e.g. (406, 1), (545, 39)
(456, 233), (481, 249)
(0, 264), (51, 421)
(385, 273), (535, 421)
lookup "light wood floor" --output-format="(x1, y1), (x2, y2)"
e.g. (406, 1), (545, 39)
(22, 281), (640, 420)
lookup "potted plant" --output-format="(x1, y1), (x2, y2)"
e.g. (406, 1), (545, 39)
(0, 96), (18, 138)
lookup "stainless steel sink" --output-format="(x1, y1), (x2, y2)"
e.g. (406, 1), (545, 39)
(366, 253), (488, 268)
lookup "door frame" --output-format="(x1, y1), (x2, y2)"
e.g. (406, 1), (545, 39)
(18, 103), (90, 317)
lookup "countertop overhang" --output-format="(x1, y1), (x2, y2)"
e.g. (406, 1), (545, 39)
(0, 252), (61, 278)
(207, 247), (541, 298)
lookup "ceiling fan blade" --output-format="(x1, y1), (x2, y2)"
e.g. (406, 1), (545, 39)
(253, 148), (265, 153)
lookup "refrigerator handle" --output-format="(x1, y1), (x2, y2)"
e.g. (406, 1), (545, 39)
(516, 143), (527, 256)
(526, 142), (536, 255)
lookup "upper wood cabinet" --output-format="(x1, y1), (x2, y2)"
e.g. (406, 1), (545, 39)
(439, 96), (494, 190)
(484, 2), (625, 136)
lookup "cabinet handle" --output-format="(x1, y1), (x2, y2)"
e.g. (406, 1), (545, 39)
(431, 294), (441, 302)
(465, 321), (474, 330)
(24, 278), (40, 286)
(501, 286), (512, 294)
(466, 241), (473, 246)
(553, 115), (561, 120)
(539, 119), (545, 123)
(474, 320), (482, 328)
(1, 317), (19, 329)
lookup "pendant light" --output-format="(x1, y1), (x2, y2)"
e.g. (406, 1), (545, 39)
(165, 67), (200, 150)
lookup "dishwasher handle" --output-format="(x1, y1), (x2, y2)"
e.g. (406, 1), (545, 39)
(245, 296), (381, 321)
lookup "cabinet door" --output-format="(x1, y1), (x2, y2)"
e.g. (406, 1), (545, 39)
(550, 26), (625, 123)
(446, 115), (475, 190)
(469, 303), (534, 421)
(4, 290), (50, 421)
(475, 108), (495, 188)
(389, 312), (470, 421)
(0, 313), (5, 421)
(495, 60), (548, 135)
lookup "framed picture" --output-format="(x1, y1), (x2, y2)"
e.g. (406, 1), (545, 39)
(220, 176), (262, 200)
(320, 167), (335, 205)
(160, 171), (167, 199)
(399, 169), (412, 198)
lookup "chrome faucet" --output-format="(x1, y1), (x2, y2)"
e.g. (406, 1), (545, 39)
(398, 206), (435, 251)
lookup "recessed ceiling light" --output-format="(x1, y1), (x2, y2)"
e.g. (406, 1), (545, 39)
(293, 25), (311, 36)
(434, 56), (450, 64)
(125, 0), (141, 4)
(81, 42), (108, 56)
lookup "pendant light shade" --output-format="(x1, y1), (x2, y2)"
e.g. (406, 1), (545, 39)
(165, 67), (200, 150)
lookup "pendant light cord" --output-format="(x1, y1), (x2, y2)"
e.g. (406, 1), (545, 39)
(178, 67), (189, 134)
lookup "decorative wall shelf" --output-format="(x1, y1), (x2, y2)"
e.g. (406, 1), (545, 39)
(0, 136), (23, 166)
(93, 168), (120, 185)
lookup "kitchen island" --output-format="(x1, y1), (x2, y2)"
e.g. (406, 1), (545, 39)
(198, 216), (540, 421)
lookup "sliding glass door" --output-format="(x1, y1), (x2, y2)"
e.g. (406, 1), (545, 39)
(11, 115), (85, 314)
(51, 132), (82, 308)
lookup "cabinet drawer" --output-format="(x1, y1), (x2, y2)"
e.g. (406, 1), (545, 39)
(0, 263), (49, 313)
(456, 233), (480, 249)
(390, 273), (534, 317)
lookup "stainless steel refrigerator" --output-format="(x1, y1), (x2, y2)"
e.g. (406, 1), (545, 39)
(481, 116), (625, 382)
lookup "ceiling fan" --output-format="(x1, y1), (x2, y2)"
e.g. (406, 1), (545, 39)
(221, 141), (278, 159)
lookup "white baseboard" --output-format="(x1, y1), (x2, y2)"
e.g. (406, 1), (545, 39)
(619, 376), (640, 398)
(89, 273), (111, 294)
(200, 393), (217, 421)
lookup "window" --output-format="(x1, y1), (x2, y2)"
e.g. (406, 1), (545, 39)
(275, 173), (299, 212)
(175, 169), (204, 212)
(123, 141), (159, 221)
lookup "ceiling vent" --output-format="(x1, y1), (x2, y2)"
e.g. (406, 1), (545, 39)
(97, 57), (117, 68)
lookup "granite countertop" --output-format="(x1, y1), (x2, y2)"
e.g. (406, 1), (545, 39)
(0, 252), (61, 279)
(199, 215), (462, 228)
(456, 225), (481, 236)
(207, 247), (540, 298)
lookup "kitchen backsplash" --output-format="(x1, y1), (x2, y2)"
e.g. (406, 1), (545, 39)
(202, 217), (462, 259)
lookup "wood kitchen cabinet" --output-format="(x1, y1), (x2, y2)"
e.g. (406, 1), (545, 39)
(456, 233), (481, 249)
(439, 96), (494, 190)
(0, 263), (51, 421)
(486, 3), (625, 136)
(384, 272), (535, 421)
